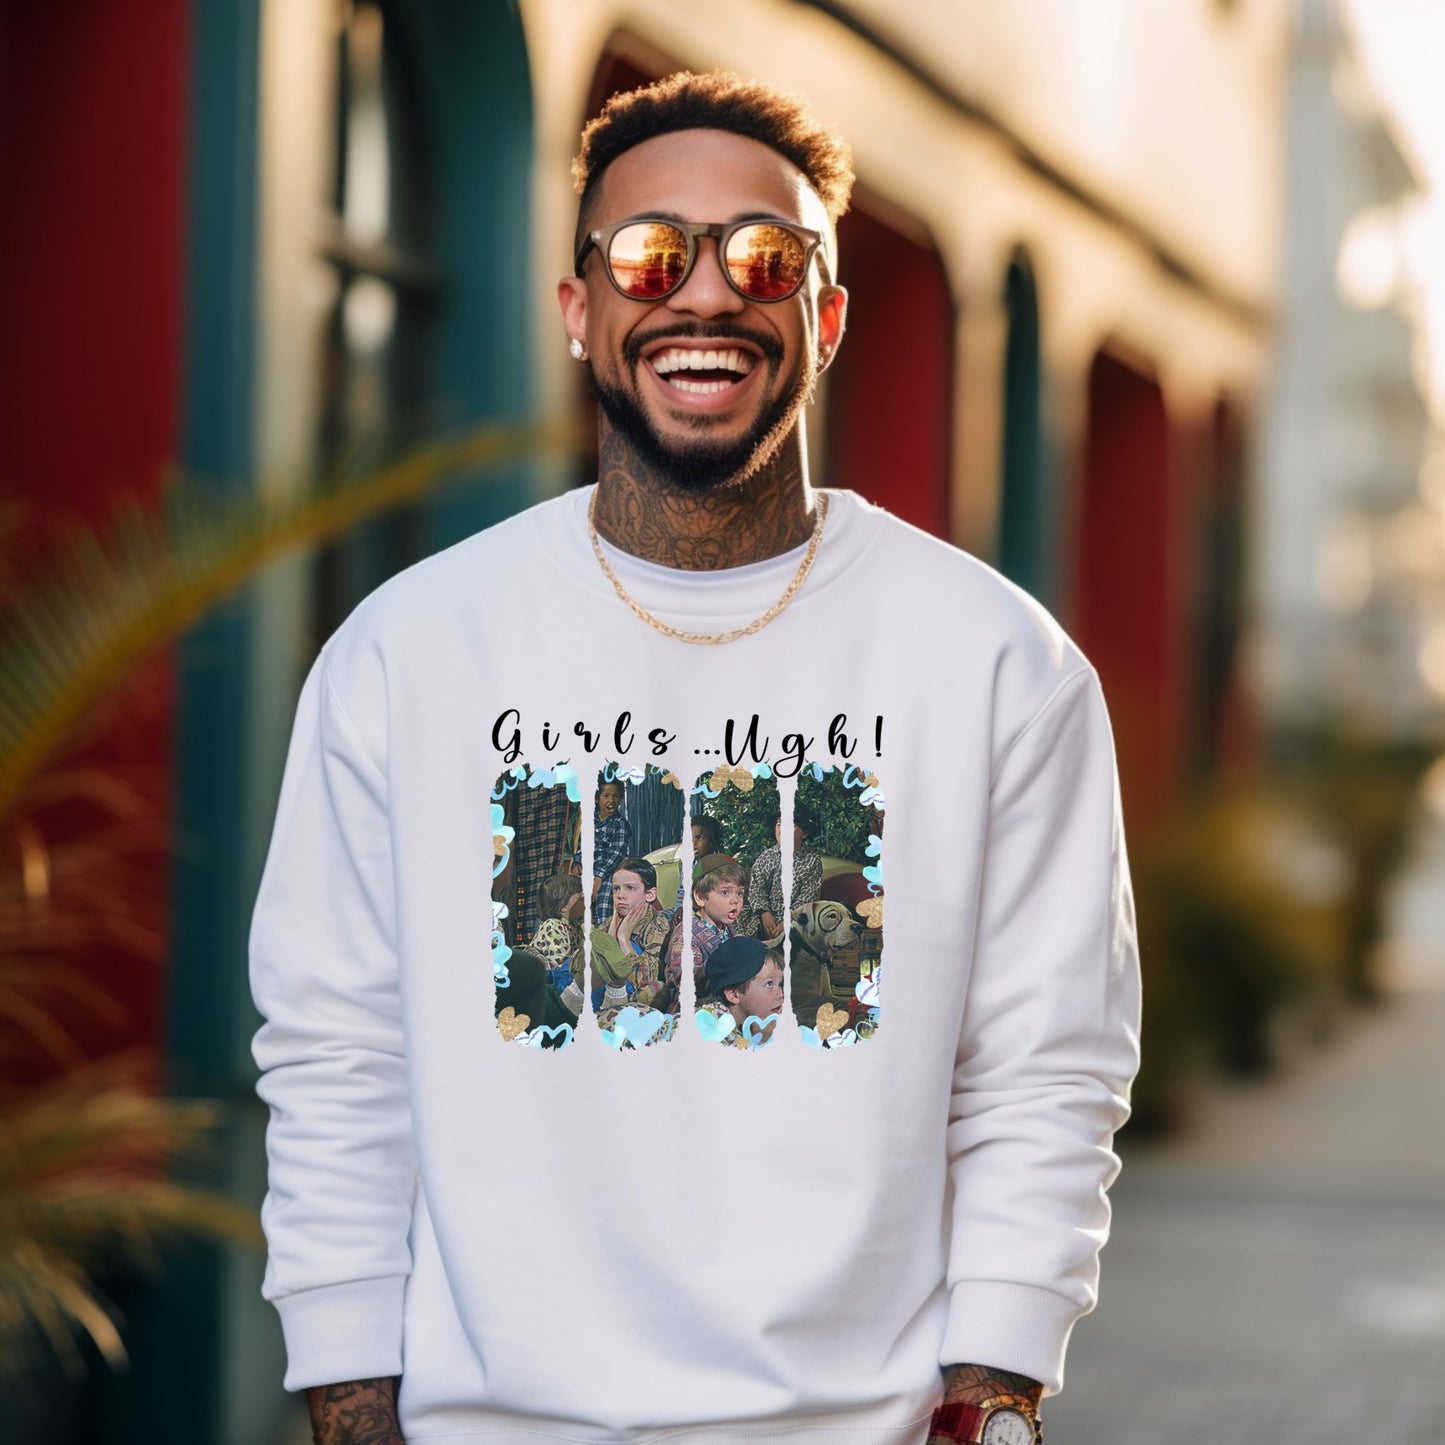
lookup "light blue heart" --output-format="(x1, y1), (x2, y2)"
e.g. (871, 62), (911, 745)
(799, 1026), (823, 1049)
(657, 1016), (677, 1042)
(865, 834), (883, 858)
(741, 1014), (777, 1048)
(825, 1029), (859, 1049)
(615, 1006), (666, 1049)
(528, 1023), (573, 1048)
(493, 938), (512, 967)
(752, 762), (773, 779)
(855, 975), (880, 1005)
(694, 1009), (736, 1043)
(599, 1027), (626, 1050)
(862, 864), (883, 888)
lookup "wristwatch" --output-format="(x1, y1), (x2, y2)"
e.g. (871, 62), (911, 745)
(929, 1398), (1042, 1445)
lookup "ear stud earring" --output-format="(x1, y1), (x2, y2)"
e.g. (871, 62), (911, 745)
(569, 338), (588, 361)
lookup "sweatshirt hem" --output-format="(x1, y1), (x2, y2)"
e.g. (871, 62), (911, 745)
(404, 1416), (934, 1445)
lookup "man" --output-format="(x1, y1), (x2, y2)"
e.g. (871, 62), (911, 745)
(252, 71), (1140, 1445)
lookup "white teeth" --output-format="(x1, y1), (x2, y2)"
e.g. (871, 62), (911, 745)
(651, 347), (755, 377)
(668, 377), (733, 394)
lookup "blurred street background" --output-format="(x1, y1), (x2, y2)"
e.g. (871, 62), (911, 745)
(2, 1), (1444, 1441)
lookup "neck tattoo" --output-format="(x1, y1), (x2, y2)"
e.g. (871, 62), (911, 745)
(588, 487), (829, 646)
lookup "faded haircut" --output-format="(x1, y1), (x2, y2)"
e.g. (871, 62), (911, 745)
(572, 70), (854, 250)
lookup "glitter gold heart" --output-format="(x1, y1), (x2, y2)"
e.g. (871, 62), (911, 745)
(856, 897), (884, 929)
(660, 771), (681, 790)
(708, 764), (756, 792)
(815, 1003), (847, 1040)
(497, 1006), (530, 1041)
(863, 771), (879, 789)
(493, 836), (508, 857)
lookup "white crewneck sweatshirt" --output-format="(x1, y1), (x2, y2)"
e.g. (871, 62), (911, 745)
(250, 486), (1140, 1443)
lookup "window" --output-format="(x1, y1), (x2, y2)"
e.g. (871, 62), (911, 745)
(314, 0), (441, 637)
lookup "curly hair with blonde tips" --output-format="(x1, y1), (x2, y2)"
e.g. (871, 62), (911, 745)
(572, 70), (855, 242)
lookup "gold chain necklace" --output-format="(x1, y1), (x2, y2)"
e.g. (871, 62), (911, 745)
(587, 489), (829, 645)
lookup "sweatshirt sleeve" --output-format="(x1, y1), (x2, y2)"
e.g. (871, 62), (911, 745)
(940, 666), (1141, 1395)
(250, 653), (416, 1392)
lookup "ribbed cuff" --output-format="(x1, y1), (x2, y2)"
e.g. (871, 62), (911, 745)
(939, 1281), (1084, 1397)
(273, 1275), (407, 1392)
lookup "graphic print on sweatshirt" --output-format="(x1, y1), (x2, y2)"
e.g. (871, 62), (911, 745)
(792, 762), (884, 1049)
(487, 712), (885, 1053)
(490, 763), (584, 1049)
(688, 763), (784, 1049)
(587, 761), (686, 1051)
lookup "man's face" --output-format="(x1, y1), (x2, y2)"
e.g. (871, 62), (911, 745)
(559, 129), (846, 493)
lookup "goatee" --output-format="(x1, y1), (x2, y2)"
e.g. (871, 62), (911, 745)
(591, 335), (814, 493)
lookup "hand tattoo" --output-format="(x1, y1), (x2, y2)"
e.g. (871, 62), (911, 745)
(939, 1363), (1043, 1406)
(308, 1378), (403, 1445)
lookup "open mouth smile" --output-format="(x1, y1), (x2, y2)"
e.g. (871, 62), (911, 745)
(651, 346), (755, 394)
(641, 339), (766, 407)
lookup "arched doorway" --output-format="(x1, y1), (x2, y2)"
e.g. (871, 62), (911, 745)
(1072, 349), (1178, 832)
(998, 251), (1046, 596)
(1190, 395), (1250, 777)
(825, 203), (953, 538)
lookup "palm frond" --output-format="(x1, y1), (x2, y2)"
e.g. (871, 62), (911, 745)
(0, 1061), (261, 1369)
(0, 417), (575, 818)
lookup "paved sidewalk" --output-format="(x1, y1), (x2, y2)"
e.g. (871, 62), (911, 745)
(1044, 842), (1445, 1444)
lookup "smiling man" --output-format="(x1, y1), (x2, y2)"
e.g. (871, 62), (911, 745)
(252, 71), (1140, 1445)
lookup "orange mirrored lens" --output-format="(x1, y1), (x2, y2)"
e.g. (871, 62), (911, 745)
(606, 221), (688, 298)
(725, 224), (809, 300)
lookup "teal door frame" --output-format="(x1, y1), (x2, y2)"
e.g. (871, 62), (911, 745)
(112, 3), (537, 1441)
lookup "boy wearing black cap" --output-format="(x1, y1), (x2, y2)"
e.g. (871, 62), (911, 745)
(699, 936), (787, 1048)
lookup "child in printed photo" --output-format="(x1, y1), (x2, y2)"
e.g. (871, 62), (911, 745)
(698, 936), (786, 1048)
(737, 803), (822, 940)
(575, 779), (630, 925)
(590, 857), (671, 1026)
(495, 948), (573, 1047)
(531, 873), (587, 1010)
(674, 813), (728, 913)
(663, 853), (744, 1001)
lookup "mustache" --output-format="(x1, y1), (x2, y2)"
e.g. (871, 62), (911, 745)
(622, 322), (784, 368)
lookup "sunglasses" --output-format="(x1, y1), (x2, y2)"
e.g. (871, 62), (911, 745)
(575, 216), (826, 303)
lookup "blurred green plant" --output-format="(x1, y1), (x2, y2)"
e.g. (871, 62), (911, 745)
(797, 768), (876, 865)
(1128, 729), (1434, 1134)
(696, 773), (780, 865)
(0, 417), (570, 1373)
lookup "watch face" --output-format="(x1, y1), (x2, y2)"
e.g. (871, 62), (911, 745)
(981, 1408), (1034, 1445)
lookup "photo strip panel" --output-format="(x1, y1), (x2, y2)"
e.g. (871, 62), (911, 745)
(792, 763), (884, 1049)
(688, 762), (784, 1050)
(490, 763), (584, 1049)
(588, 761), (686, 1051)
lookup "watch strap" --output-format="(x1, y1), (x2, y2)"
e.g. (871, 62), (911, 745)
(929, 1401), (987, 1442)
(929, 1400), (1043, 1444)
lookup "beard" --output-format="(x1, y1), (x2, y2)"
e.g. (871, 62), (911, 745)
(592, 328), (815, 493)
